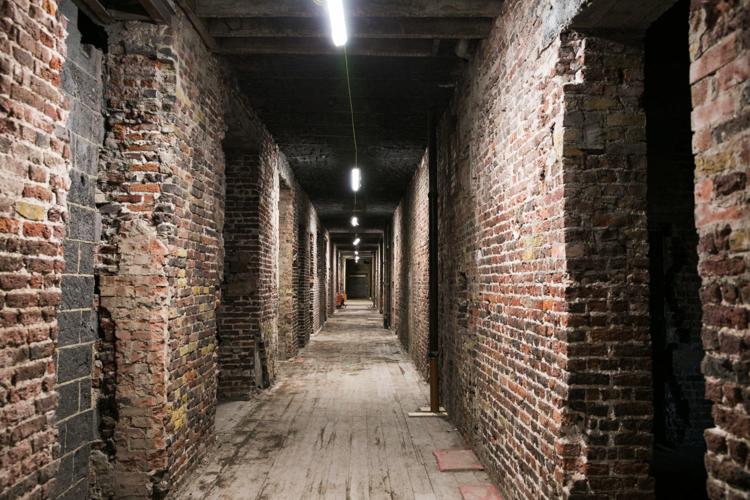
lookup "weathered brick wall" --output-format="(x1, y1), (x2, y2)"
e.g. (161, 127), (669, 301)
(0, 0), (68, 497)
(277, 184), (295, 360)
(315, 229), (327, 330)
(559, 34), (653, 497)
(219, 150), (278, 399)
(432, 7), (574, 493)
(218, 139), (324, 400)
(96, 11), (225, 496)
(294, 201), (321, 347)
(393, 0), (658, 497)
(54, 2), (102, 498)
(689, 0), (750, 497)
(390, 153), (429, 377)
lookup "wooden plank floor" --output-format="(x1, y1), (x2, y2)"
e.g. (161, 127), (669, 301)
(179, 300), (493, 500)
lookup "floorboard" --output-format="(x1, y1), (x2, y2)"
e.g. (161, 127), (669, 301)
(179, 301), (496, 500)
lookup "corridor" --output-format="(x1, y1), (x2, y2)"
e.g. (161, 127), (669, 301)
(181, 301), (491, 499)
(1, 0), (747, 499)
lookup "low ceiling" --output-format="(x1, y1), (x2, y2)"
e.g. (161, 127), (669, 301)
(80, 0), (502, 233)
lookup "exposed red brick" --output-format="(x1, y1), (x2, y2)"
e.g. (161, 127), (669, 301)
(0, 1), (68, 498)
(690, 0), (750, 497)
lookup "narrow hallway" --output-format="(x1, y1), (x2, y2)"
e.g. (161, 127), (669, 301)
(181, 301), (491, 500)
(2, 1), (747, 499)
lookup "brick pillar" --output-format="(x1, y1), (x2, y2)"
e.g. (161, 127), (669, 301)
(689, 1), (750, 498)
(0, 1), (68, 498)
(559, 33), (653, 497)
(218, 144), (281, 399)
(218, 152), (267, 399)
(97, 13), (226, 496)
(99, 220), (170, 496)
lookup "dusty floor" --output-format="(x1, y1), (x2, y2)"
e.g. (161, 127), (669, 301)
(179, 300), (494, 499)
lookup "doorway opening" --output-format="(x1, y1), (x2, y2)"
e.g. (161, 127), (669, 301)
(346, 257), (372, 300)
(645, 1), (712, 497)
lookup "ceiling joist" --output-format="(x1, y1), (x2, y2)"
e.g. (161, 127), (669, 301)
(196, 0), (503, 18)
(215, 37), (457, 57)
(207, 17), (493, 39)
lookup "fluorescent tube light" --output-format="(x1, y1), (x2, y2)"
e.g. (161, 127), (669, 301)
(327, 0), (348, 47)
(351, 167), (361, 192)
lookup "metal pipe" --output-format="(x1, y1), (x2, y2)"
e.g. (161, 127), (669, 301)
(428, 109), (439, 413)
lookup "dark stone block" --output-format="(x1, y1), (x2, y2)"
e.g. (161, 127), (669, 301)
(68, 169), (96, 207)
(64, 57), (102, 112)
(57, 476), (89, 500)
(62, 409), (94, 454)
(63, 239), (79, 274)
(79, 310), (97, 343)
(73, 443), (90, 482)
(55, 381), (79, 419)
(67, 100), (105, 144)
(67, 205), (99, 242)
(77, 241), (95, 275)
(79, 379), (92, 410)
(61, 275), (95, 310)
(57, 311), (83, 347)
(58, 420), (67, 449)
(71, 135), (100, 176)
(57, 345), (91, 383)
(54, 452), (74, 495)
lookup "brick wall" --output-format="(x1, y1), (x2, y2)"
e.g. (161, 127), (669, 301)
(391, 153), (429, 377)
(316, 229), (327, 330)
(391, 0), (674, 497)
(54, 2), (102, 498)
(277, 184), (295, 360)
(294, 203), (322, 348)
(219, 150), (278, 399)
(431, 7), (575, 493)
(0, 0), (68, 497)
(389, 0), (750, 498)
(218, 139), (325, 400)
(689, 0), (750, 497)
(96, 12), (226, 497)
(559, 34), (653, 498)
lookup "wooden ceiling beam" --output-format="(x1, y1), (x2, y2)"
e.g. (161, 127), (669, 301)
(196, 0), (503, 18)
(207, 17), (493, 39)
(137, 0), (176, 23)
(216, 37), (445, 57)
(226, 54), (464, 80)
(72, 0), (113, 24)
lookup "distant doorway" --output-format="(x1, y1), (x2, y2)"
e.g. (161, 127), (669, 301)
(346, 258), (371, 299)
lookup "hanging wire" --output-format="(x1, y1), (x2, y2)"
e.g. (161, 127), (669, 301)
(343, 46), (359, 212)
(344, 47), (358, 167)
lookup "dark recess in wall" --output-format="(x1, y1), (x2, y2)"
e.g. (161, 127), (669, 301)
(645, 1), (711, 497)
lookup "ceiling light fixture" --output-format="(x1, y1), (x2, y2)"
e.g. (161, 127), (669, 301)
(355, 256), (359, 263)
(354, 250), (359, 255)
(351, 215), (359, 227)
(353, 237), (360, 246)
(351, 167), (361, 192)
(326, 0), (348, 47)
